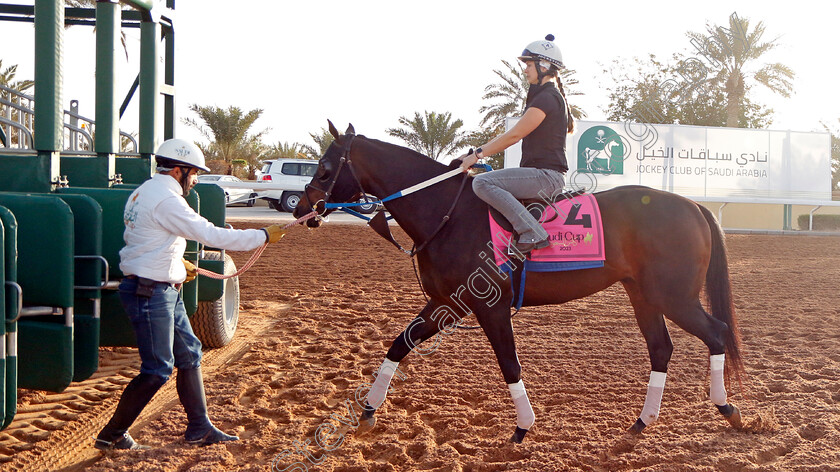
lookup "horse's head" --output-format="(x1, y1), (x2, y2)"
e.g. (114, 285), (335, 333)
(293, 120), (367, 227)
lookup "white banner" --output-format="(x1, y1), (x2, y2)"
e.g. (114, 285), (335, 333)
(504, 119), (832, 201)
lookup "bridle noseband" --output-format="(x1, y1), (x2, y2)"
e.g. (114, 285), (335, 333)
(303, 133), (374, 218)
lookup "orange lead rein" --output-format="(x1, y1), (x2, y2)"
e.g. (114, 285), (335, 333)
(195, 211), (317, 280)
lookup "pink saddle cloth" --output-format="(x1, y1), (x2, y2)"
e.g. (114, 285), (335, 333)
(489, 193), (605, 266)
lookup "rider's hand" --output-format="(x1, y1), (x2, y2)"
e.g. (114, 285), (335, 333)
(262, 225), (288, 243)
(182, 258), (197, 283)
(459, 151), (478, 173)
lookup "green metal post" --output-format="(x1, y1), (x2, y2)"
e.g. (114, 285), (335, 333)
(94, 0), (119, 186)
(139, 18), (160, 159)
(163, 23), (175, 140)
(123, 0), (154, 12)
(33, 0), (63, 190)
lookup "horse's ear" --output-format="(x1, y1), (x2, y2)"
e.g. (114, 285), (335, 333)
(345, 123), (356, 136)
(328, 120), (342, 145)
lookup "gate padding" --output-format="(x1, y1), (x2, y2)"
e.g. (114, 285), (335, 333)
(52, 193), (103, 382)
(0, 194), (74, 393)
(59, 187), (136, 347)
(0, 207), (17, 429)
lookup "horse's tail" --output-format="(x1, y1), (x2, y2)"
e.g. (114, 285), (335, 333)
(696, 203), (745, 386)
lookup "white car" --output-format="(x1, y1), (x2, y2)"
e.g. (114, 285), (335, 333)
(197, 174), (257, 207)
(257, 158), (380, 213)
(257, 158), (318, 212)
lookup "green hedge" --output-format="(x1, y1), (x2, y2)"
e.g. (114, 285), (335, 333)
(797, 214), (840, 231)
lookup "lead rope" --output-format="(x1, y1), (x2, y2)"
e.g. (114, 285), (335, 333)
(195, 211), (318, 280)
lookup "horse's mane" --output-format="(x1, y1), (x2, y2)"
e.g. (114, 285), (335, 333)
(358, 135), (452, 175)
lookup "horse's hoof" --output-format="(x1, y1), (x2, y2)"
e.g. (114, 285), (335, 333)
(355, 416), (376, 436)
(628, 419), (646, 434)
(722, 404), (743, 429)
(509, 427), (528, 444)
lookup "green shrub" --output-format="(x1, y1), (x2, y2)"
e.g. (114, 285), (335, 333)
(797, 214), (840, 230)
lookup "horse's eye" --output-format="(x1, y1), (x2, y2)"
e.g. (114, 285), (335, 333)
(318, 161), (333, 181)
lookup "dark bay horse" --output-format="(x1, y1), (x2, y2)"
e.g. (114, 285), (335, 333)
(293, 122), (744, 443)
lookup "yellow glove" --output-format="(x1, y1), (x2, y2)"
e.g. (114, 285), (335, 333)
(263, 225), (288, 243)
(182, 258), (197, 283)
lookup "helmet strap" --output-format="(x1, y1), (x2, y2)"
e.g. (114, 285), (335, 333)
(177, 166), (193, 197)
(536, 61), (546, 85)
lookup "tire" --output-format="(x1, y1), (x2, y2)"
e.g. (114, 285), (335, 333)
(357, 199), (377, 214)
(281, 192), (302, 212)
(268, 199), (283, 212)
(190, 251), (239, 348)
(246, 193), (257, 207)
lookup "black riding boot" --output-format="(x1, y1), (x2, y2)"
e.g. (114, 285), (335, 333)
(176, 367), (239, 446)
(95, 373), (167, 450)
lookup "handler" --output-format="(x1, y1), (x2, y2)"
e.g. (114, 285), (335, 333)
(95, 138), (287, 450)
(458, 34), (575, 253)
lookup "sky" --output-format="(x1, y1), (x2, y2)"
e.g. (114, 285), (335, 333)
(1, 0), (838, 157)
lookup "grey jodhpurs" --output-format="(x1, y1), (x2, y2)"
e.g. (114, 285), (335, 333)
(472, 167), (565, 242)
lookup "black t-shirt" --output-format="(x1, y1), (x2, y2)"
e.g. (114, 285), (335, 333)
(520, 82), (569, 173)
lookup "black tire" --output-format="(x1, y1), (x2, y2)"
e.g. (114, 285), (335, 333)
(246, 193), (257, 207)
(190, 251), (239, 348)
(281, 192), (302, 212)
(268, 199), (283, 212)
(357, 199), (377, 214)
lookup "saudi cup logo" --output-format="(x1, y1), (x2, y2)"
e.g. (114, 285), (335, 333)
(577, 126), (628, 175)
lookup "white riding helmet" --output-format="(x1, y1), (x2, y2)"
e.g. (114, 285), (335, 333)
(518, 34), (565, 69)
(155, 138), (210, 172)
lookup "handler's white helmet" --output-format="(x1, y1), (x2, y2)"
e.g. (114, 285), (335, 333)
(518, 34), (565, 69)
(155, 138), (210, 172)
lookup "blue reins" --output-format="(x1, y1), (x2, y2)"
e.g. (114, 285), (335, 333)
(323, 163), (493, 221)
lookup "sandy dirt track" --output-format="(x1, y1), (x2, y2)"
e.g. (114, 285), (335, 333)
(3, 224), (840, 471)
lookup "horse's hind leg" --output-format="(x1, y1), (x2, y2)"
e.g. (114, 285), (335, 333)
(665, 300), (742, 429)
(624, 283), (673, 434)
(356, 301), (447, 434)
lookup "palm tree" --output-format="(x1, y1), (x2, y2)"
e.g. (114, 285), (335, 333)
(479, 60), (586, 135)
(182, 104), (267, 176)
(687, 14), (794, 127)
(302, 128), (334, 159)
(0, 60), (34, 96)
(265, 141), (309, 160)
(0, 60), (35, 147)
(386, 111), (466, 161)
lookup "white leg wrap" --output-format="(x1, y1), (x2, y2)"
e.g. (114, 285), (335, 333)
(710, 354), (727, 406)
(366, 359), (400, 409)
(639, 371), (667, 425)
(508, 380), (535, 430)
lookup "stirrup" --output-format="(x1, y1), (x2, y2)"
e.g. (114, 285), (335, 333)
(513, 238), (550, 253)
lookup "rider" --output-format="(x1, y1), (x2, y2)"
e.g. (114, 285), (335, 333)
(95, 138), (287, 450)
(458, 34), (574, 253)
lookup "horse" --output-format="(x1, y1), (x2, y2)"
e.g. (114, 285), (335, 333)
(293, 121), (745, 444)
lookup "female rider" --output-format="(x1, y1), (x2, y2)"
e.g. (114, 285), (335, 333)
(459, 34), (575, 253)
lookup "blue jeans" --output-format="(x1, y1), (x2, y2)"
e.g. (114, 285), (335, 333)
(119, 278), (203, 379)
(472, 167), (565, 241)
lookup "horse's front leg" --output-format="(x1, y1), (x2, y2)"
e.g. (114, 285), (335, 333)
(356, 300), (446, 435)
(476, 307), (533, 444)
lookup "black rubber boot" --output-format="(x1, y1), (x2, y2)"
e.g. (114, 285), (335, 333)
(95, 373), (167, 451)
(176, 367), (239, 446)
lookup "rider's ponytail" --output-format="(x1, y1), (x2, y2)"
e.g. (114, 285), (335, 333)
(556, 79), (576, 135)
(547, 66), (575, 135)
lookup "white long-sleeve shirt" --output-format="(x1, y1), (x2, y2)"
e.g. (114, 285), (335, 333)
(119, 173), (267, 283)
